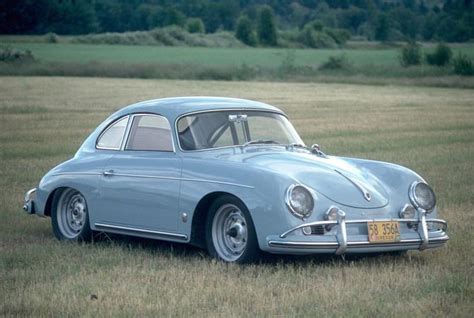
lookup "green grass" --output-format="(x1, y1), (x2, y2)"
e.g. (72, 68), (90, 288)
(3, 42), (474, 68)
(0, 77), (473, 316)
(2, 42), (474, 88)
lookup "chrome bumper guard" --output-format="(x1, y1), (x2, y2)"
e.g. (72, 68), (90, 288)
(23, 188), (36, 214)
(271, 210), (448, 255)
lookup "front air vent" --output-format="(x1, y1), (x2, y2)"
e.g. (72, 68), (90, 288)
(311, 225), (325, 235)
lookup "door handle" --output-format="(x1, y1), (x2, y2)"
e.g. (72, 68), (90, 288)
(103, 170), (115, 177)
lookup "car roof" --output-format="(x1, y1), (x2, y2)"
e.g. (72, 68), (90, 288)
(113, 96), (285, 120)
(78, 97), (287, 155)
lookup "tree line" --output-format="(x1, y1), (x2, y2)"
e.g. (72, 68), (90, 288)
(1, 0), (473, 44)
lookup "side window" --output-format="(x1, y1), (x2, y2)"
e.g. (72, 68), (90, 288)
(96, 116), (128, 150)
(126, 115), (173, 151)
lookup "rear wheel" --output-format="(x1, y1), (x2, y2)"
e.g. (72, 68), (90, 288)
(205, 195), (259, 263)
(51, 188), (92, 242)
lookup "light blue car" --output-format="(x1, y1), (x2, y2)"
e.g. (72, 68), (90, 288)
(23, 97), (448, 263)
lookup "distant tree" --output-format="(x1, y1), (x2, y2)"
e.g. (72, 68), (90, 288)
(339, 7), (367, 33)
(48, 0), (99, 34)
(186, 18), (205, 33)
(257, 6), (278, 46)
(299, 21), (338, 48)
(235, 16), (257, 46)
(389, 7), (419, 40)
(165, 7), (186, 27)
(399, 42), (422, 67)
(202, 1), (239, 33)
(453, 53), (474, 76)
(0, 0), (473, 43)
(288, 2), (310, 28)
(326, 28), (351, 45)
(374, 14), (389, 42)
(422, 13), (438, 41)
(425, 43), (453, 66)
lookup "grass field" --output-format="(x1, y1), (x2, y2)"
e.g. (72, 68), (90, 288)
(2, 41), (474, 88)
(4, 42), (474, 67)
(1, 77), (473, 316)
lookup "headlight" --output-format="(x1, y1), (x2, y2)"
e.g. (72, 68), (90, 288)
(286, 184), (314, 219)
(409, 181), (436, 213)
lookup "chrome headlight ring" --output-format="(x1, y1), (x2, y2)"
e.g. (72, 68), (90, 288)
(285, 184), (314, 219)
(409, 181), (436, 213)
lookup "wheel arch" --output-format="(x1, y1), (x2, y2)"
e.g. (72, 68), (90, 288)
(43, 187), (68, 217)
(190, 191), (247, 248)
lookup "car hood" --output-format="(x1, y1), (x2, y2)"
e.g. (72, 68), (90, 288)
(212, 148), (390, 209)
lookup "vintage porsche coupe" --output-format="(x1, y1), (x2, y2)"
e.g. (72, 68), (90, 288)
(23, 97), (448, 263)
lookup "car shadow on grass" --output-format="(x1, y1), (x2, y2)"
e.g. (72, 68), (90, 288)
(90, 231), (419, 267)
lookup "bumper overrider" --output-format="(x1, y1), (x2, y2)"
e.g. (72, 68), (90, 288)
(23, 188), (37, 214)
(267, 209), (449, 255)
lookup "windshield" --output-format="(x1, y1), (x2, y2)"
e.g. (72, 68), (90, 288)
(177, 110), (304, 151)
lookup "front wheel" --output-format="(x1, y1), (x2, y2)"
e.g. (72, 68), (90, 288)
(51, 188), (92, 242)
(205, 195), (259, 263)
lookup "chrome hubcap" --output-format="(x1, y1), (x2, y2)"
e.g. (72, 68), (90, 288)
(212, 204), (248, 262)
(57, 189), (87, 239)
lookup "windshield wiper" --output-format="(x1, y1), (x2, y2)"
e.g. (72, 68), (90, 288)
(242, 139), (280, 147)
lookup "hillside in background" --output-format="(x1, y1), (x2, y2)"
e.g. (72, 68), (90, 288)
(1, 0), (473, 44)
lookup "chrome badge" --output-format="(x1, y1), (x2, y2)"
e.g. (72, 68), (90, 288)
(335, 170), (372, 201)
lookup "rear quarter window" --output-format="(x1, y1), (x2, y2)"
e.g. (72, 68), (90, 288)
(96, 116), (129, 150)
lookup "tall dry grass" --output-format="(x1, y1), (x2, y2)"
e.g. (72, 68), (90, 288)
(0, 77), (473, 316)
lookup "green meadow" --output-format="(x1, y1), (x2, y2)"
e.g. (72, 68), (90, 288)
(4, 41), (474, 67)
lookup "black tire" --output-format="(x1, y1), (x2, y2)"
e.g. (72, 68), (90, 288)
(205, 195), (260, 263)
(51, 188), (92, 242)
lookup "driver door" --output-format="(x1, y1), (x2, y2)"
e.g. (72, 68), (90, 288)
(96, 114), (182, 232)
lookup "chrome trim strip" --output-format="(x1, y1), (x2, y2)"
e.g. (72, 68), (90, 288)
(120, 114), (134, 151)
(181, 177), (254, 189)
(23, 188), (37, 213)
(268, 234), (449, 250)
(51, 172), (254, 189)
(24, 187), (37, 203)
(269, 241), (338, 249)
(347, 235), (450, 247)
(426, 219), (448, 229)
(280, 220), (337, 238)
(94, 223), (187, 240)
(335, 169), (372, 201)
(419, 211), (429, 250)
(335, 210), (347, 255)
(52, 172), (102, 177)
(103, 172), (255, 189)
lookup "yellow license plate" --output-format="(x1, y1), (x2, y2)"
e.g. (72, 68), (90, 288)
(368, 221), (400, 243)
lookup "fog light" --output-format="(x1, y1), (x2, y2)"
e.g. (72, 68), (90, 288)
(399, 204), (416, 219)
(325, 206), (339, 221)
(302, 226), (312, 235)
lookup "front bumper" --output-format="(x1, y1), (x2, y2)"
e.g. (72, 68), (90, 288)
(23, 188), (37, 214)
(267, 210), (449, 255)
